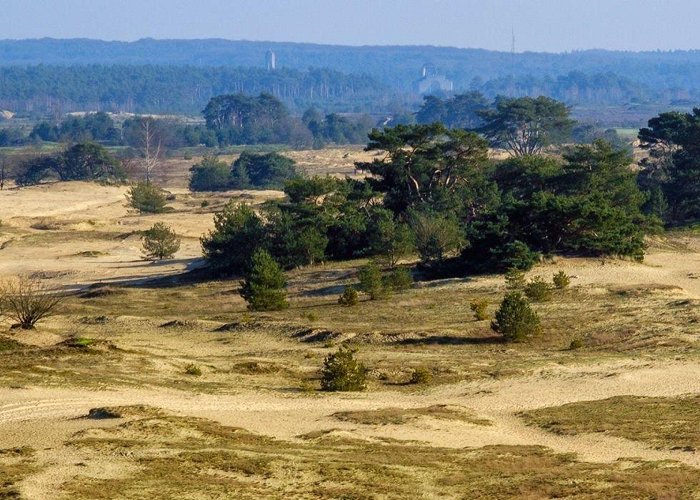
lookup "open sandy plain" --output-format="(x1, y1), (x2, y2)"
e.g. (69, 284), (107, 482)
(0, 149), (699, 498)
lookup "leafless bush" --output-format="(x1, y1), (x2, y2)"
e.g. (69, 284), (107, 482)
(0, 276), (65, 329)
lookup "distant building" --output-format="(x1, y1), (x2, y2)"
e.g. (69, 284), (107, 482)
(266, 49), (277, 71)
(414, 63), (453, 94)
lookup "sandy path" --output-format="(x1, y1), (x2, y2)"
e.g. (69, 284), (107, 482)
(1, 359), (698, 468)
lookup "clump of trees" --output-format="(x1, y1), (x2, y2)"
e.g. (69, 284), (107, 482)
(141, 222), (181, 260)
(200, 119), (650, 280)
(189, 152), (299, 191)
(415, 91), (489, 129)
(30, 112), (120, 143)
(16, 142), (125, 185)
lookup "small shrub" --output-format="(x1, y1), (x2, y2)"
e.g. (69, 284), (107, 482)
(569, 338), (584, 350)
(504, 268), (526, 290)
(200, 200), (209, 208)
(553, 270), (571, 289)
(383, 267), (414, 292)
(184, 364), (202, 376)
(523, 276), (553, 302)
(126, 181), (169, 214)
(321, 346), (367, 392)
(141, 222), (181, 260)
(358, 261), (388, 300)
(305, 312), (318, 322)
(409, 367), (433, 385)
(0, 276), (65, 329)
(470, 299), (489, 321)
(338, 286), (359, 306)
(491, 291), (541, 342)
(239, 249), (288, 311)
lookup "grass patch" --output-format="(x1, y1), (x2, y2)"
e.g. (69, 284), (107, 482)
(333, 405), (491, 426)
(520, 395), (700, 451)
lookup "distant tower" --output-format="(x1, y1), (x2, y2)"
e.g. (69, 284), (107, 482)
(266, 49), (277, 71)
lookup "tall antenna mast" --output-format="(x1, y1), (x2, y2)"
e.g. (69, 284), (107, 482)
(511, 27), (516, 76)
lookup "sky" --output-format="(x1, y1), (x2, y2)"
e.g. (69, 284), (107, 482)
(1, 0), (699, 53)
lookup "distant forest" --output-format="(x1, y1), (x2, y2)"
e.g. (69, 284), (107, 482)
(2, 39), (700, 122)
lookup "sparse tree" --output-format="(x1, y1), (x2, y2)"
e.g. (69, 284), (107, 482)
(479, 96), (574, 157)
(141, 222), (181, 260)
(0, 276), (65, 329)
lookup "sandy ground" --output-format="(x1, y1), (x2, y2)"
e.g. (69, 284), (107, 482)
(1, 179), (699, 497)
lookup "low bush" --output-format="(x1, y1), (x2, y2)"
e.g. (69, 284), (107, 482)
(469, 299), (489, 321)
(553, 270), (571, 289)
(409, 367), (433, 385)
(338, 286), (359, 306)
(185, 364), (202, 376)
(523, 276), (553, 302)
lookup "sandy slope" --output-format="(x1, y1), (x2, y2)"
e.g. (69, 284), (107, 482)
(1, 359), (698, 469)
(1, 181), (699, 497)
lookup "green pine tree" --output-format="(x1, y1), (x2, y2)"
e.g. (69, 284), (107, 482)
(239, 249), (289, 311)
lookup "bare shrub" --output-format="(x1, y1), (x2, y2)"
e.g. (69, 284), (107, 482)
(0, 276), (65, 329)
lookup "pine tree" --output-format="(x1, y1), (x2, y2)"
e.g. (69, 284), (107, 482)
(491, 291), (541, 342)
(239, 249), (288, 311)
(126, 181), (169, 214)
(141, 222), (181, 260)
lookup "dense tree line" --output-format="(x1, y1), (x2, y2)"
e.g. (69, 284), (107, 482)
(19, 94), (375, 148)
(0, 65), (385, 115)
(3, 39), (700, 101)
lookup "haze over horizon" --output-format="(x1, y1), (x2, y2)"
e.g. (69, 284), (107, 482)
(2, 0), (700, 53)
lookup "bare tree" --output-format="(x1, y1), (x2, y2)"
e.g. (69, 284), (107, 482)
(0, 276), (65, 329)
(140, 118), (162, 184)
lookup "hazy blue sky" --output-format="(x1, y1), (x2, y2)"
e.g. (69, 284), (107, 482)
(2, 0), (699, 52)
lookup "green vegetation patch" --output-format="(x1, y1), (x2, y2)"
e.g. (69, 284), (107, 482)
(0, 447), (36, 498)
(521, 395), (700, 451)
(332, 405), (491, 426)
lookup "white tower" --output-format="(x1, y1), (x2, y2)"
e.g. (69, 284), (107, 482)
(266, 49), (277, 71)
